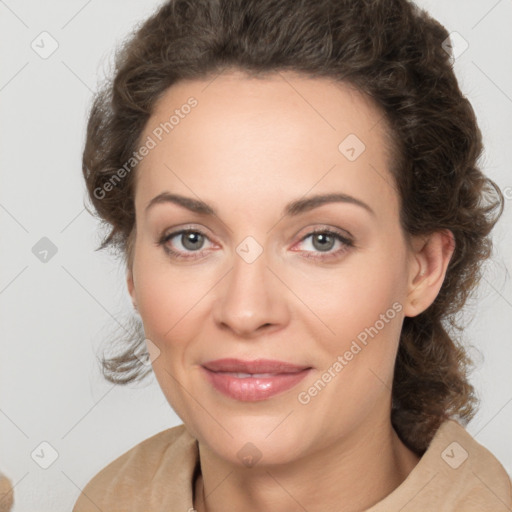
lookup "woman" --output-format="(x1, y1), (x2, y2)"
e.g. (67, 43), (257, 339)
(73, 0), (511, 510)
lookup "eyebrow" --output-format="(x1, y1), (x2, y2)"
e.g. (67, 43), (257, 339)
(144, 191), (375, 217)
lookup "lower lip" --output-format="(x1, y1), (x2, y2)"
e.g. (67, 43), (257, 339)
(201, 367), (311, 401)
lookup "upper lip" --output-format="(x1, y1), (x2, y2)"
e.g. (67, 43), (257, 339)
(202, 358), (310, 374)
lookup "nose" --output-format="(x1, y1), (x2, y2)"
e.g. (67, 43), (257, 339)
(212, 247), (290, 338)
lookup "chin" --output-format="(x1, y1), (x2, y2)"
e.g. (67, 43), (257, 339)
(195, 416), (309, 468)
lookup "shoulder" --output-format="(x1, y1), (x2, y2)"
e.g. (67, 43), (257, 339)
(72, 423), (198, 512)
(437, 419), (512, 509)
(0, 472), (13, 512)
(369, 419), (512, 511)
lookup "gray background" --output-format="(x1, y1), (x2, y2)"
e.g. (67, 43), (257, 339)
(0, 0), (511, 510)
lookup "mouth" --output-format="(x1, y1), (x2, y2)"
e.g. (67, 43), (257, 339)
(201, 358), (312, 401)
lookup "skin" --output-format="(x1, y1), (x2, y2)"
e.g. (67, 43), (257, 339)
(127, 69), (455, 512)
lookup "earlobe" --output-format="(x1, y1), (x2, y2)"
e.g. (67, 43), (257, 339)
(403, 229), (455, 317)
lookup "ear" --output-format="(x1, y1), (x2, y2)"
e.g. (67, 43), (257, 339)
(126, 268), (137, 311)
(403, 229), (455, 317)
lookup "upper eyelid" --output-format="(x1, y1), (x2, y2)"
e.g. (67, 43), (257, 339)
(297, 226), (353, 240)
(162, 225), (351, 239)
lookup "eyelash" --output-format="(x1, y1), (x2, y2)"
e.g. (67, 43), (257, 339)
(157, 227), (354, 262)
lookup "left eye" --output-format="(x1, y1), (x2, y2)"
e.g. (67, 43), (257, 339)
(294, 230), (353, 255)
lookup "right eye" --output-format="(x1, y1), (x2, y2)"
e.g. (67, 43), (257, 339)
(158, 228), (215, 260)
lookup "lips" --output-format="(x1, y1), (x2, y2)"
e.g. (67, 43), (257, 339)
(201, 358), (312, 401)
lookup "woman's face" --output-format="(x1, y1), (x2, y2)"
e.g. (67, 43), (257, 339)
(128, 70), (423, 466)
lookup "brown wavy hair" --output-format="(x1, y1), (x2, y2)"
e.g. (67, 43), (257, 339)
(82, 0), (504, 454)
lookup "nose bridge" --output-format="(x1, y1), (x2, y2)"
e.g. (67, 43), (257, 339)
(213, 241), (288, 336)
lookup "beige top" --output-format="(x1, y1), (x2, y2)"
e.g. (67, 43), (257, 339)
(0, 472), (13, 512)
(73, 419), (512, 511)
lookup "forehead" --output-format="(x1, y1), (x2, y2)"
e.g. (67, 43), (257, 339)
(134, 70), (398, 217)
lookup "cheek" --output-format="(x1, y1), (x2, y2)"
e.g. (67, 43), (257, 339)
(132, 249), (210, 347)
(292, 257), (405, 342)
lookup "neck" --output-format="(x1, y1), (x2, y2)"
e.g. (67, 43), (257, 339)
(193, 415), (420, 512)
